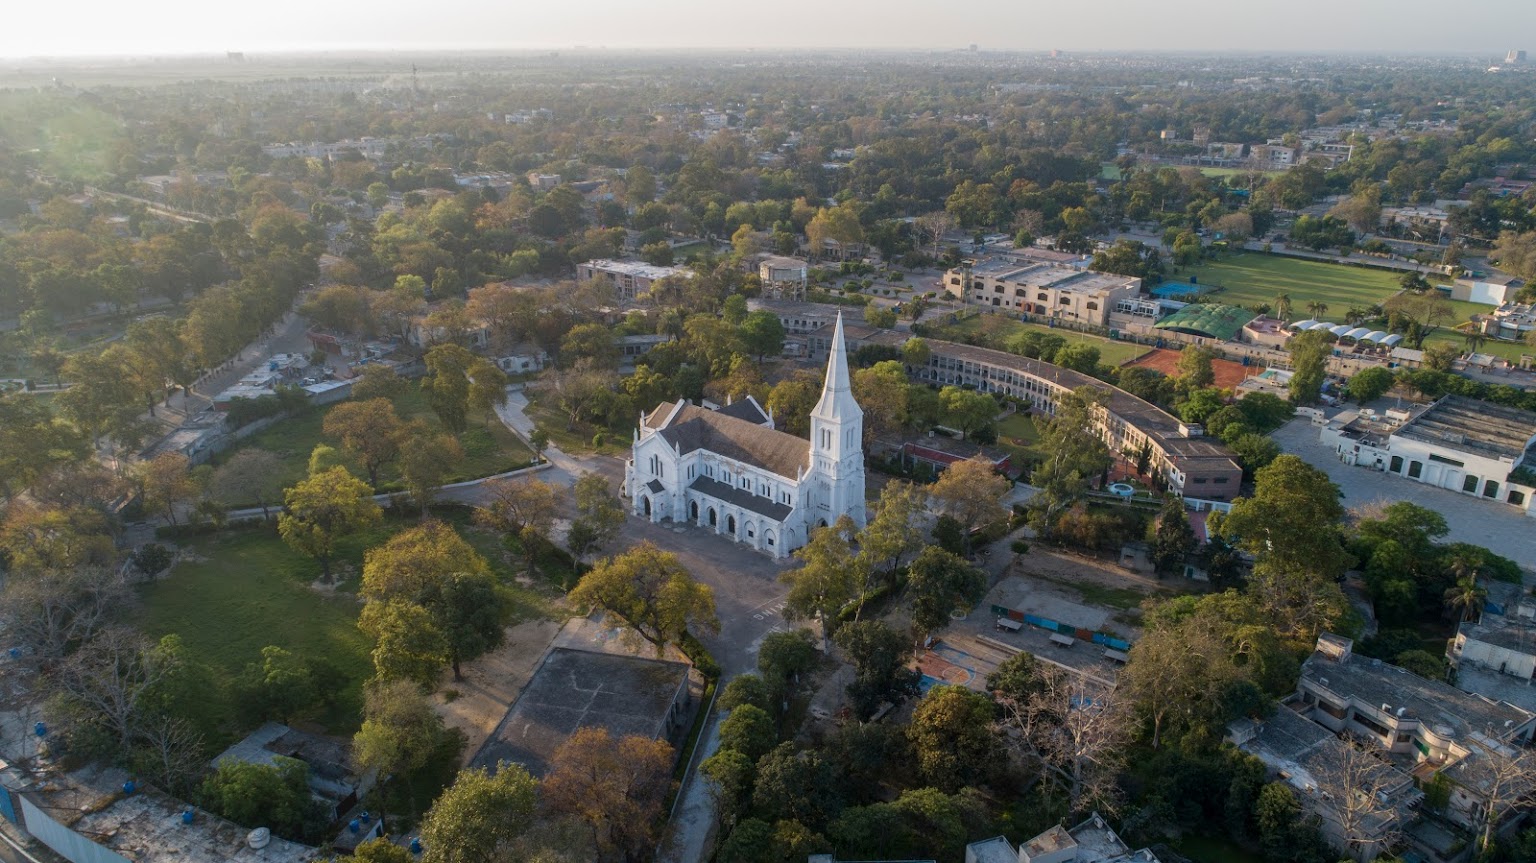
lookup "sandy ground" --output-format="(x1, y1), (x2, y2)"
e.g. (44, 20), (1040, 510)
(1124, 347), (1254, 389)
(432, 619), (562, 766)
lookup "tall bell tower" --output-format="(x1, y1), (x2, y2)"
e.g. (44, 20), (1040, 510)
(808, 313), (866, 527)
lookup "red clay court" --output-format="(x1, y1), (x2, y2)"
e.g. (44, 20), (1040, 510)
(1124, 348), (1255, 390)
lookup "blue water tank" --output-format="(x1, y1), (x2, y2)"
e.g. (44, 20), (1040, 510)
(8, 647), (20, 659)
(348, 819), (360, 834)
(182, 809), (195, 825)
(123, 780), (137, 795)
(409, 838), (422, 854)
(360, 811), (371, 824)
(33, 722), (46, 737)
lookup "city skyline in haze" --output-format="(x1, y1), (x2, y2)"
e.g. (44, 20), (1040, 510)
(3, 0), (1531, 60)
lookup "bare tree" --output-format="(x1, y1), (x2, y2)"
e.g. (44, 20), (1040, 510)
(535, 360), (618, 431)
(1, 567), (128, 662)
(136, 715), (206, 796)
(475, 476), (561, 577)
(914, 211), (954, 258)
(1308, 734), (1411, 861)
(1469, 741), (1536, 855)
(998, 664), (1132, 815)
(52, 626), (177, 749)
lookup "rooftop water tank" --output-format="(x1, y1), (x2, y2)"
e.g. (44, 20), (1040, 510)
(248, 828), (271, 850)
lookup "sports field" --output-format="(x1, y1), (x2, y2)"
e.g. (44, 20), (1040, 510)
(1178, 252), (1405, 313)
(936, 315), (1149, 366)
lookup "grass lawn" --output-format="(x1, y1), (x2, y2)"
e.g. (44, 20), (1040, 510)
(936, 315), (1150, 366)
(218, 385), (535, 497)
(1177, 251), (1405, 312)
(138, 506), (567, 735)
(523, 394), (631, 457)
(1423, 328), (1536, 364)
(996, 411), (1047, 471)
(137, 526), (378, 733)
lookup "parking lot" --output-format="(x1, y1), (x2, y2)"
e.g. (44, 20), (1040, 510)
(1271, 418), (1536, 568)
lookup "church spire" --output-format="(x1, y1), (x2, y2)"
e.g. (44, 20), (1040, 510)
(812, 312), (860, 422)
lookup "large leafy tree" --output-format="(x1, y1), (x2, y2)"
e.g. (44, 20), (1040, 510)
(1029, 387), (1112, 538)
(1216, 455), (1353, 639)
(930, 456), (1012, 553)
(360, 521), (504, 680)
(906, 685), (1000, 793)
(566, 473), (626, 564)
(568, 541), (719, 653)
(543, 727), (675, 860)
(278, 465), (382, 581)
(419, 763), (539, 863)
(1148, 498), (1198, 575)
(780, 515), (865, 632)
(353, 679), (454, 819)
(904, 547), (987, 644)
(323, 398), (406, 488)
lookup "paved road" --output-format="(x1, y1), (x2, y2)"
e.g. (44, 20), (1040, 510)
(1272, 417), (1536, 567)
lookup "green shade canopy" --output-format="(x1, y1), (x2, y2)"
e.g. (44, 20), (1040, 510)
(1152, 303), (1257, 341)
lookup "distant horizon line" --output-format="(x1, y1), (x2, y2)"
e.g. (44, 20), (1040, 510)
(0, 45), (1521, 63)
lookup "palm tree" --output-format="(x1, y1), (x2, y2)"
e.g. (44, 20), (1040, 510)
(1463, 329), (1487, 355)
(1308, 301), (1329, 320)
(1444, 575), (1487, 623)
(1274, 293), (1293, 321)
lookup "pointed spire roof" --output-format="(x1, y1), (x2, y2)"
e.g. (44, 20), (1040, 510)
(812, 312), (862, 422)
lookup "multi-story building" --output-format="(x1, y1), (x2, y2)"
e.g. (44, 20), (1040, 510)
(1318, 394), (1536, 516)
(526, 172), (563, 190)
(813, 326), (1243, 500)
(748, 298), (839, 336)
(576, 259), (693, 302)
(967, 813), (1161, 863)
(1448, 581), (1536, 712)
(944, 259), (1142, 326)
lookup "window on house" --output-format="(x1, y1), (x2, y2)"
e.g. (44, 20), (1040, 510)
(1408, 461), (1423, 479)
(1463, 474), (1480, 493)
(1484, 480), (1499, 499)
(1086, 301), (1098, 310)
(1430, 453), (1466, 467)
(1389, 455), (1403, 473)
(1037, 292), (1047, 301)
(1511, 490), (1527, 506)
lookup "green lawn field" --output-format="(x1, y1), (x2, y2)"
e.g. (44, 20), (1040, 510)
(1176, 252), (1405, 313)
(138, 508), (565, 734)
(938, 315), (1150, 366)
(219, 385), (535, 497)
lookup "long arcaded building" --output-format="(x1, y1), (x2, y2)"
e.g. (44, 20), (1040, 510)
(813, 324), (1244, 501)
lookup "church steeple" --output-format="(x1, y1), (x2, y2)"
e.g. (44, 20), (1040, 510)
(808, 312), (866, 527)
(811, 312), (862, 425)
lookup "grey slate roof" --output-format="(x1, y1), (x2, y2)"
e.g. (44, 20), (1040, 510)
(655, 403), (811, 478)
(688, 475), (794, 521)
(714, 396), (771, 425)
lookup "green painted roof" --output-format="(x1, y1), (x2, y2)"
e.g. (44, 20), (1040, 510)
(1152, 303), (1257, 341)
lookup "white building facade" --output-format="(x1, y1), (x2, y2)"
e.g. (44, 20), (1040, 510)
(624, 315), (866, 557)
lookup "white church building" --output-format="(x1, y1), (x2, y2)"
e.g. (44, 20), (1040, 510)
(624, 314), (866, 557)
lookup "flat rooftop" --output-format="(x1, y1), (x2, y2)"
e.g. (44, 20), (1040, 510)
(1393, 394), (1536, 462)
(1305, 646), (1534, 741)
(966, 259), (1136, 294)
(470, 647), (690, 778)
(579, 258), (692, 280)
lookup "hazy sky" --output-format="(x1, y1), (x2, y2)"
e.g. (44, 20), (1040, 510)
(4, 0), (1530, 58)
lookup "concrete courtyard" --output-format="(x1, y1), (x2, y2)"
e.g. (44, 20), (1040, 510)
(1271, 418), (1536, 568)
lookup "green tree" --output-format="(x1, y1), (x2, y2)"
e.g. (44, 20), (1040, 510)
(905, 547), (987, 644)
(930, 456), (1011, 554)
(937, 386), (997, 438)
(421, 343), (476, 434)
(566, 473), (626, 564)
(568, 541), (720, 654)
(353, 679), (453, 818)
(1029, 387), (1113, 538)
(906, 685), (999, 792)
(278, 466), (383, 581)
(781, 515), (864, 631)
(1344, 366), (1395, 404)
(856, 480), (928, 576)
(1148, 498), (1198, 575)
(739, 310), (787, 361)
(1053, 342), (1101, 375)
(359, 600), (450, 685)
(419, 763), (539, 863)
(323, 398), (405, 488)
(200, 757), (321, 842)
(719, 704), (778, 762)
(1286, 329), (1332, 404)
(1217, 455), (1353, 639)
(400, 432), (464, 517)
(701, 748), (756, 828)
(1176, 346), (1216, 391)
(834, 620), (920, 719)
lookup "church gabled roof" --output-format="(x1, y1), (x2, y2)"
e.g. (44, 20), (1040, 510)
(655, 405), (811, 478)
(714, 394), (771, 425)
